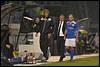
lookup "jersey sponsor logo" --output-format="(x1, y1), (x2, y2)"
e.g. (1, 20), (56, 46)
(67, 27), (74, 30)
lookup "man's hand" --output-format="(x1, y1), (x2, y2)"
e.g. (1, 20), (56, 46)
(48, 33), (51, 39)
(35, 33), (38, 37)
(64, 36), (66, 40)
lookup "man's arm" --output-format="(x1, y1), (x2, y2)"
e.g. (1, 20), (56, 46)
(35, 18), (41, 37)
(75, 23), (79, 44)
(76, 31), (79, 44)
(64, 29), (67, 40)
(64, 22), (67, 40)
(35, 24), (39, 37)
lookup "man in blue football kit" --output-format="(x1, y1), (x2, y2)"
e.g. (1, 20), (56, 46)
(64, 14), (78, 61)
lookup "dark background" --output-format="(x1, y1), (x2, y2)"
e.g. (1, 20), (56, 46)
(1, 1), (99, 33)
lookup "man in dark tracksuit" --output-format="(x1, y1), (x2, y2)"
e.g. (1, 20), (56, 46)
(35, 9), (54, 61)
(56, 15), (66, 61)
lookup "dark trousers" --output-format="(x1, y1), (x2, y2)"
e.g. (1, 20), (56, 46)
(40, 33), (49, 59)
(47, 34), (54, 56)
(57, 36), (65, 58)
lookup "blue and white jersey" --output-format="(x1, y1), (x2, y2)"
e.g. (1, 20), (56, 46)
(65, 21), (78, 38)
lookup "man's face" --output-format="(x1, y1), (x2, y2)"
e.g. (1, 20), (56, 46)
(59, 15), (64, 22)
(44, 12), (49, 17)
(69, 15), (74, 21)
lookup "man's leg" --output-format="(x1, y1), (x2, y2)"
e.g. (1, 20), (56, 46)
(48, 35), (53, 56)
(44, 36), (49, 60)
(69, 47), (74, 61)
(40, 34), (45, 53)
(59, 37), (65, 61)
(69, 39), (76, 61)
(57, 37), (61, 56)
(43, 34), (49, 60)
(40, 34), (48, 60)
(65, 39), (70, 55)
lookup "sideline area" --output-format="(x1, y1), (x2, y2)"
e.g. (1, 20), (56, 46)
(14, 53), (99, 66)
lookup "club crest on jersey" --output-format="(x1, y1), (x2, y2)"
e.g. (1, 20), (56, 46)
(72, 24), (75, 26)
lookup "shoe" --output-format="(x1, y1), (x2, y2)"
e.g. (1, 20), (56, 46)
(41, 57), (47, 62)
(59, 57), (64, 61)
(45, 57), (49, 60)
(63, 55), (66, 58)
(59, 60), (62, 62)
(42, 56), (46, 60)
(69, 59), (73, 62)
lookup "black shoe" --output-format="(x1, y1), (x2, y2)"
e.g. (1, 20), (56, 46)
(63, 55), (66, 58)
(59, 60), (63, 61)
(59, 55), (66, 61)
(59, 59), (63, 61)
(41, 56), (48, 62)
(69, 59), (73, 62)
(59, 57), (64, 61)
(46, 57), (49, 60)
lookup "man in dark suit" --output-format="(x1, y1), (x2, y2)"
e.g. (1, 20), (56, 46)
(35, 9), (54, 61)
(56, 14), (66, 61)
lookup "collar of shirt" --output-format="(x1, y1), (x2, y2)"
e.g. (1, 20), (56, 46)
(67, 21), (76, 24)
(59, 21), (64, 36)
(60, 21), (64, 23)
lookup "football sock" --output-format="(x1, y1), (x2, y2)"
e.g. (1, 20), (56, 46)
(69, 48), (74, 60)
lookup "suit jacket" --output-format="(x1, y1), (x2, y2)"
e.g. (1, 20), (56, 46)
(54, 20), (66, 40)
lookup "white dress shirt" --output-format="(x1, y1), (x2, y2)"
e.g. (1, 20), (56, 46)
(58, 21), (64, 36)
